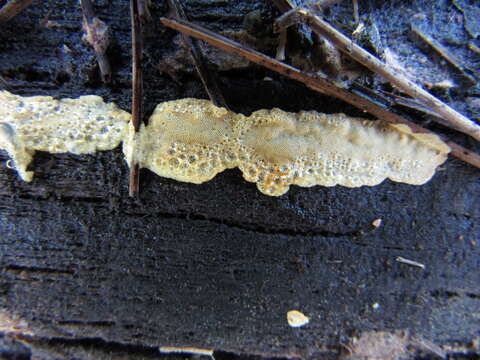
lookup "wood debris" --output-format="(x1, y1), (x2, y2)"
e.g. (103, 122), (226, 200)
(275, 7), (480, 142)
(396, 256), (426, 270)
(0, 0), (33, 23)
(287, 310), (310, 327)
(160, 17), (480, 170)
(372, 219), (382, 228)
(167, 0), (228, 109)
(81, 0), (112, 83)
(129, 0), (144, 196)
(411, 24), (476, 86)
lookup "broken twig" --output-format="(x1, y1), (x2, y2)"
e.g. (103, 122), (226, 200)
(160, 17), (480, 170)
(379, 89), (478, 135)
(0, 75), (10, 90)
(137, 0), (151, 23)
(468, 41), (480, 56)
(271, 0), (295, 13)
(0, 0), (33, 23)
(352, 0), (359, 23)
(275, 8), (480, 142)
(396, 256), (425, 270)
(379, 90), (449, 122)
(129, 0), (143, 197)
(167, 0), (228, 109)
(81, 0), (111, 83)
(411, 24), (476, 86)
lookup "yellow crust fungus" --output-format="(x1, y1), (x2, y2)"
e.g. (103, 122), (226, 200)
(0, 91), (130, 181)
(0, 91), (450, 195)
(124, 98), (450, 196)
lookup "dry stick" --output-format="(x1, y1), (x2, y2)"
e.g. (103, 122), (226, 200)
(0, 75), (10, 90)
(160, 17), (480, 169)
(380, 90), (448, 122)
(411, 24), (476, 85)
(0, 0), (33, 23)
(271, 0), (295, 13)
(167, 0), (228, 109)
(352, 0), (359, 23)
(271, 0), (308, 61)
(81, 0), (111, 83)
(468, 41), (480, 56)
(275, 8), (480, 142)
(137, 0), (151, 23)
(129, 0), (143, 197)
(378, 89), (475, 134)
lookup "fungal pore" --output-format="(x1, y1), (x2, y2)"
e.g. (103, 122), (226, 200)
(0, 91), (450, 196)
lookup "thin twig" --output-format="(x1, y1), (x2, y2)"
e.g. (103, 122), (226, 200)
(160, 17), (480, 169)
(0, 75), (10, 90)
(271, 0), (310, 63)
(81, 0), (111, 83)
(378, 89), (469, 132)
(411, 24), (476, 85)
(468, 41), (480, 56)
(129, 0), (144, 197)
(275, 8), (480, 142)
(380, 89), (441, 115)
(275, 28), (287, 61)
(351, 82), (393, 106)
(0, 0), (33, 23)
(396, 256), (425, 270)
(167, 0), (228, 109)
(38, 8), (52, 28)
(352, 0), (359, 23)
(410, 337), (446, 359)
(271, 0), (295, 13)
(137, 0), (151, 23)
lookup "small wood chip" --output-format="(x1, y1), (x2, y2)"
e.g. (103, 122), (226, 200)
(287, 310), (310, 328)
(81, 0), (112, 83)
(372, 219), (382, 228)
(0, 0), (33, 23)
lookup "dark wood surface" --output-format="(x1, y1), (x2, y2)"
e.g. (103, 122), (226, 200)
(0, 0), (479, 358)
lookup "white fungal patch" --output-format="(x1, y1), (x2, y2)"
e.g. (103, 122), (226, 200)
(0, 91), (450, 196)
(287, 310), (310, 328)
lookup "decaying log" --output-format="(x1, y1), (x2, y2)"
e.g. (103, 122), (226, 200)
(0, 0), (479, 359)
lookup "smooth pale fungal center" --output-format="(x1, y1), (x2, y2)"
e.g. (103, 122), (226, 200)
(0, 91), (450, 196)
(287, 310), (310, 328)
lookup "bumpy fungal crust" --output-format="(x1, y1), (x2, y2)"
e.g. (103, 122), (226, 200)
(0, 91), (130, 181)
(124, 98), (450, 196)
(0, 91), (450, 195)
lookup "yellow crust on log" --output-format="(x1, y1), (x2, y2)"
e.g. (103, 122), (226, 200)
(0, 91), (130, 181)
(0, 91), (450, 195)
(124, 98), (450, 196)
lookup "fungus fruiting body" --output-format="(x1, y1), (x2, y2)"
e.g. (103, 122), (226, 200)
(0, 91), (450, 196)
(124, 98), (450, 196)
(0, 91), (130, 181)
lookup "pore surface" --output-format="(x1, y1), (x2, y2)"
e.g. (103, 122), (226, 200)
(0, 91), (130, 181)
(124, 98), (450, 196)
